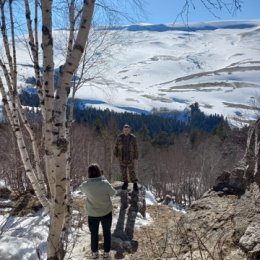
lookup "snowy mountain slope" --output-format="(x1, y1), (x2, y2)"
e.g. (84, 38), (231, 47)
(74, 20), (260, 123)
(2, 20), (260, 124)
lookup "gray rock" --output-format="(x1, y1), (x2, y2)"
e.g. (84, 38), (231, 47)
(239, 223), (260, 251)
(164, 120), (260, 260)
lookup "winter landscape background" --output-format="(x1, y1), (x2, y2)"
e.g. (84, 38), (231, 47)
(1, 17), (260, 260)
(12, 19), (260, 125)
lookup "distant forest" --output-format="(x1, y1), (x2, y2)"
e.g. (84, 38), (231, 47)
(19, 89), (230, 143)
(72, 100), (230, 141)
(0, 90), (244, 205)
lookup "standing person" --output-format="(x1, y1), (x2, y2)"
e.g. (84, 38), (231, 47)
(80, 163), (116, 260)
(114, 123), (139, 191)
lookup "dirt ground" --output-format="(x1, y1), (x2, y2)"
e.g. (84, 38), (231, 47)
(83, 204), (182, 260)
(127, 205), (182, 260)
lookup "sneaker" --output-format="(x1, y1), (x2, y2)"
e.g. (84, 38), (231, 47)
(121, 182), (128, 190)
(133, 182), (138, 191)
(103, 252), (110, 260)
(92, 251), (99, 260)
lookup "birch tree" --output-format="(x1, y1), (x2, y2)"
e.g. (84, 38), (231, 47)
(0, 0), (144, 258)
(0, 0), (243, 259)
(0, 0), (95, 259)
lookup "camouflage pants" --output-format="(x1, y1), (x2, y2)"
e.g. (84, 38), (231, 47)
(120, 161), (138, 183)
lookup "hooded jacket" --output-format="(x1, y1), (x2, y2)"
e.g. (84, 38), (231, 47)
(80, 176), (116, 217)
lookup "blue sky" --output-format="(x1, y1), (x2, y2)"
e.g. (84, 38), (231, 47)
(141, 0), (260, 24)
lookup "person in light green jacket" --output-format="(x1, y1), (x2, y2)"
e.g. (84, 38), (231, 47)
(80, 163), (116, 260)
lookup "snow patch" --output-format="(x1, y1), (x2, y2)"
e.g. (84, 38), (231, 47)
(145, 190), (158, 205)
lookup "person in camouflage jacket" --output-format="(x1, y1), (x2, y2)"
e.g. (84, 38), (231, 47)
(114, 124), (139, 191)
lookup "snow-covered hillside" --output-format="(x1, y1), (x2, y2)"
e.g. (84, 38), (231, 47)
(8, 20), (260, 123)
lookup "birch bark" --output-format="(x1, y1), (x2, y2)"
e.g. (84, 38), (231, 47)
(42, 1), (96, 259)
(0, 0), (96, 259)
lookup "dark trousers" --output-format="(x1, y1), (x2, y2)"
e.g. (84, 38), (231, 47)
(120, 161), (138, 183)
(88, 212), (112, 253)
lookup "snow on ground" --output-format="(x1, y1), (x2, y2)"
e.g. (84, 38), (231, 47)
(0, 209), (49, 260)
(0, 188), (158, 260)
(167, 201), (187, 214)
(0, 180), (10, 189)
(145, 190), (158, 205)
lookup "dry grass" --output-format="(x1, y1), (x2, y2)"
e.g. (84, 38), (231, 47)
(121, 204), (182, 260)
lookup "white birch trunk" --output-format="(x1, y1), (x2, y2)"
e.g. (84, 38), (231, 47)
(0, 80), (50, 211)
(41, 0), (56, 202)
(44, 1), (96, 259)
(0, 0), (96, 259)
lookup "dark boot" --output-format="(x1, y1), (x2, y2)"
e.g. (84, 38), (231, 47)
(133, 182), (138, 191)
(121, 182), (128, 190)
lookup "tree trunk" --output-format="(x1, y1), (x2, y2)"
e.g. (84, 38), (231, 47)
(44, 1), (96, 258)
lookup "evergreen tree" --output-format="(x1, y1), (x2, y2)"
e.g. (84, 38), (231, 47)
(151, 131), (174, 147)
(139, 124), (150, 141)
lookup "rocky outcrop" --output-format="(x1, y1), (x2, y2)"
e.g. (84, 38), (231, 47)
(213, 119), (260, 196)
(240, 222), (260, 254)
(0, 189), (42, 216)
(10, 193), (42, 217)
(169, 185), (260, 260)
(163, 120), (260, 260)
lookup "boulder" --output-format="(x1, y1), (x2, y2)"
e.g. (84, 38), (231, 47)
(239, 223), (260, 252)
(10, 193), (42, 217)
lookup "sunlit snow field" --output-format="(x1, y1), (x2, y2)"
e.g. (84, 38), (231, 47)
(9, 20), (260, 124)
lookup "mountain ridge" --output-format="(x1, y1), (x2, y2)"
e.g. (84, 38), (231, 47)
(1, 19), (260, 125)
(98, 20), (260, 32)
(74, 19), (260, 125)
